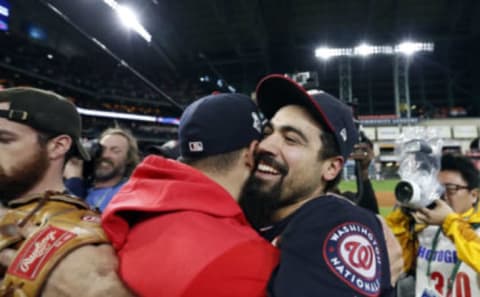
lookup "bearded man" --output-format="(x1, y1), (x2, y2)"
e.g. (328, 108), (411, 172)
(0, 87), (132, 297)
(64, 127), (139, 212)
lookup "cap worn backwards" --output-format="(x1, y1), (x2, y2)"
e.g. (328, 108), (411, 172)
(255, 74), (359, 161)
(0, 87), (90, 161)
(179, 93), (263, 158)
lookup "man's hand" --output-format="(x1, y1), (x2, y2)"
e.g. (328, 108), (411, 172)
(63, 157), (84, 179)
(350, 143), (374, 180)
(414, 200), (454, 225)
(0, 222), (43, 271)
(43, 244), (134, 297)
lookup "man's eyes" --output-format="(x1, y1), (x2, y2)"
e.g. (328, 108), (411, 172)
(0, 136), (15, 143)
(285, 135), (299, 144)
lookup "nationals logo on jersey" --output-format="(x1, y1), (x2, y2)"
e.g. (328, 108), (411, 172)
(323, 222), (382, 297)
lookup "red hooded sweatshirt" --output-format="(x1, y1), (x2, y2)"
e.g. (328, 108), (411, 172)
(102, 156), (279, 297)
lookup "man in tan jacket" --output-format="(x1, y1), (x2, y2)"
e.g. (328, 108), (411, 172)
(0, 87), (132, 297)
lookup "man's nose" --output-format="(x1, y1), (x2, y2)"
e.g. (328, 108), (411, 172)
(258, 134), (281, 156)
(101, 148), (113, 159)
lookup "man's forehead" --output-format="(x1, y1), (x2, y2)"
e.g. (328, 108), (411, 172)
(100, 134), (129, 147)
(271, 105), (322, 131)
(438, 170), (465, 183)
(0, 117), (34, 135)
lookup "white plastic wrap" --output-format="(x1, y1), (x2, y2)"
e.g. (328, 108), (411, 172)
(394, 127), (444, 208)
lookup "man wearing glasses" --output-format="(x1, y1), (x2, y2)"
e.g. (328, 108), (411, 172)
(387, 153), (480, 297)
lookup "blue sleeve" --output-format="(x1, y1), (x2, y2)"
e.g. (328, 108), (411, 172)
(268, 197), (393, 297)
(64, 177), (87, 198)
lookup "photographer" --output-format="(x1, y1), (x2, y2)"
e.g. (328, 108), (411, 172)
(387, 153), (480, 297)
(64, 127), (140, 212)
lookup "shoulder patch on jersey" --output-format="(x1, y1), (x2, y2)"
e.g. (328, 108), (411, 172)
(323, 222), (382, 297)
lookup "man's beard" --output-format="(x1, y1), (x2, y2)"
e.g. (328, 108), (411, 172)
(239, 153), (289, 230)
(239, 173), (284, 230)
(0, 145), (50, 204)
(94, 158), (125, 183)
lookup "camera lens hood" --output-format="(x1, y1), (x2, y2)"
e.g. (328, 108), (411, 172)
(395, 179), (422, 208)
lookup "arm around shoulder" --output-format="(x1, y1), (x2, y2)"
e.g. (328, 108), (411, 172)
(43, 244), (134, 297)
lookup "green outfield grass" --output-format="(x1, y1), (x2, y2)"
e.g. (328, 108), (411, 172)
(338, 179), (399, 193)
(339, 179), (399, 217)
(379, 207), (393, 217)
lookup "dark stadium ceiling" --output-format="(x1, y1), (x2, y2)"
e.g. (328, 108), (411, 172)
(7, 0), (480, 114)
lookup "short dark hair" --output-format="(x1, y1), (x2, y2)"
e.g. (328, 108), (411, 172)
(180, 148), (243, 174)
(318, 130), (343, 192)
(471, 137), (480, 151)
(441, 153), (479, 190)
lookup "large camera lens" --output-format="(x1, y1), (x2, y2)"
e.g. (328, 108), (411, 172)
(395, 181), (414, 204)
(81, 139), (104, 185)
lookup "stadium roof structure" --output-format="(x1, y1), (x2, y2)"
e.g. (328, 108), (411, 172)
(5, 0), (480, 116)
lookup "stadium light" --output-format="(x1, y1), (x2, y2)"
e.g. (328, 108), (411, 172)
(116, 5), (152, 42)
(395, 41), (434, 56)
(103, 0), (152, 43)
(354, 43), (374, 57)
(315, 41), (434, 60)
(315, 47), (352, 60)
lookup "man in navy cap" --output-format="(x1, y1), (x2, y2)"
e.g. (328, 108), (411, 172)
(102, 93), (279, 297)
(240, 74), (396, 297)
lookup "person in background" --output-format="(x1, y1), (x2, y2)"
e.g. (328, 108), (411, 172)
(470, 137), (479, 152)
(342, 134), (380, 213)
(240, 74), (396, 296)
(64, 127), (140, 212)
(0, 87), (132, 296)
(337, 133), (404, 289)
(343, 98), (380, 213)
(102, 93), (279, 297)
(387, 153), (480, 297)
(467, 137), (480, 170)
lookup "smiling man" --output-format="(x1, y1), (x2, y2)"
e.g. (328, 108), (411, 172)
(65, 127), (140, 212)
(240, 74), (395, 297)
(102, 93), (279, 297)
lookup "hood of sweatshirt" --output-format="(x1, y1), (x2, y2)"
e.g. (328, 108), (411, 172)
(101, 155), (247, 249)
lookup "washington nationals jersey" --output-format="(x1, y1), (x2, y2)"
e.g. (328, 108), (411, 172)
(416, 225), (480, 297)
(267, 195), (393, 297)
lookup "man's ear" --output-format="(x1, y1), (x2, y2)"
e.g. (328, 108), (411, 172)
(47, 135), (72, 160)
(244, 140), (259, 169)
(471, 188), (479, 206)
(322, 156), (344, 181)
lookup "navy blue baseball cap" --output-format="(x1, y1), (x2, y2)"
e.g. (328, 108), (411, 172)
(256, 74), (359, 161)
(179, 93), (263, 158)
